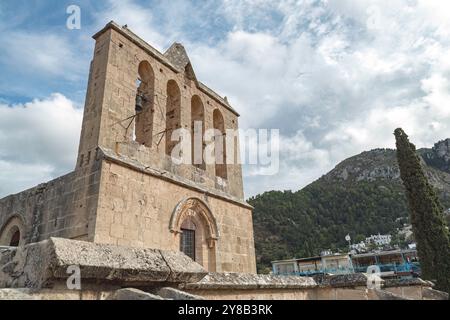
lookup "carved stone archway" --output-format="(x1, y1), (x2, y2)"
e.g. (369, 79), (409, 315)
(169, 197), (219, 248)
(169, 197), (219, 271)
(0, 215), (25, 247)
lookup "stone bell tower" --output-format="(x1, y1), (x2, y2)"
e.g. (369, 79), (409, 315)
(0, 21), (256, 274)
(75, 21), (256, 273)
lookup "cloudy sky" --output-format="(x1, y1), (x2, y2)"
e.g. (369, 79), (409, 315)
(1, 0), (450, 198)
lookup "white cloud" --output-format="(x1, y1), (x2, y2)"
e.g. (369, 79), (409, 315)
(323, 71), (450, 157)
(94, 0), (168, 50)
(0, 94), (82, 197)
(244, 130), (333, 196)
(0, 32), (85, 81)
(3, 0), (450, 198)
(190, 0), (450, 196)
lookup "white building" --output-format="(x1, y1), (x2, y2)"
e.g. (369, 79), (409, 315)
(365, 234), (391, 246)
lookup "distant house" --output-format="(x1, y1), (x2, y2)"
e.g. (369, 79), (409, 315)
(352, 249), (420, 278)
(273, 249), (420, 279)
(272, 253), (354, 276)
(365, 234), (391, 246)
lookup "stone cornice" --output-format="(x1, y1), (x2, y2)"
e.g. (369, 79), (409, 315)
(99, 147), (253, 210)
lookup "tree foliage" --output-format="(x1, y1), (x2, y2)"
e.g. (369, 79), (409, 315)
(249, 181), (409, 273)
(249, 140), (450, 276)
(394, 128), (450, 293)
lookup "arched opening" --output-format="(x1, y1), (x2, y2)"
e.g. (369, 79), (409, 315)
(166, 80), (181, 156)
(134, 61), (155, 146)
(0, 216), (24, 247)
(170, 197), (219, 271)
(9, 229), (20, 247)
(191, 95), (205, 170)
(213, 109), (227, 179)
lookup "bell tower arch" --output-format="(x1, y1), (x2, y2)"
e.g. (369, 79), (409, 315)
(169, 197), (219, 271)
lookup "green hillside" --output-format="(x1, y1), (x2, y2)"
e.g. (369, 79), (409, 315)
(249, 140), (450, 273)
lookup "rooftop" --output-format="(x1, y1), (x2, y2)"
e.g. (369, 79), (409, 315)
(272, 253), (350, 264)
(352, 249), (417, 259)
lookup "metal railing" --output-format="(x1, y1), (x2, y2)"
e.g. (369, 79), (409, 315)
(275, 262), (421, 277)
(353, 262), (420, 274)
(276, 266), (355, 277)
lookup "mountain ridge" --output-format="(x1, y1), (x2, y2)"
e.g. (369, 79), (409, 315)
(249, 139), (450, 273)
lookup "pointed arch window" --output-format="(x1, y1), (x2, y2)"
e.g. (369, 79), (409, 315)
(191, 95), (205, 170)
(213, 109), (227, 179)
(134, 61), (155, 146)
(170, 197), (219, 271)
(166, 80), (181, 156)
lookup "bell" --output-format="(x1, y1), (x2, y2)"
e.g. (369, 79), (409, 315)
(135, 94), (143, 113)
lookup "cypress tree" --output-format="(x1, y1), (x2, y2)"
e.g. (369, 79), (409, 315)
(394, 128), (450, 294)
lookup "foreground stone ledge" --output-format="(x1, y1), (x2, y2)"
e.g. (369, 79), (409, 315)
(157, 287), (205, 300)
(1, 239), (446, 300)
(371, 289), (411, 300)
(107, 288), (165, 300)
(313, 273), (369, 288)
(180, 272), (318, 290)
(0, 288), (36, 300)
(383, 277), (431, 288)
(421, 287), (449, 300)
(0, 238), (207, 289)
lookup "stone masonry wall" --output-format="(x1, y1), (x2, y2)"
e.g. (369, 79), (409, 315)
(1, 22), (256, 275)
(0, 161), (101, 245)
(93, 159), (257, 274)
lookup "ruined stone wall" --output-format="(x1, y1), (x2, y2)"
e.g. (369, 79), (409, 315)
(191, 284), (450, 300)
(1, 284), (439, 301)
(184, 286), (432, 300)
(0, 162), (101, 245)
(93, 159), (257, 273)
(179, 272), (446, 300)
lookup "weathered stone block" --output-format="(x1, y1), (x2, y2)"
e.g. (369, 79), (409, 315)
(107, 288), (164, 300)
(314, 273), (369, 288)
(0, 288), (36, 300)
(422, 287), (449, 300)
(371, 289), (410, 300)
(1, 237), (207, 289)
(157, 287), (204, 300)
(181, 272), (317, 290)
